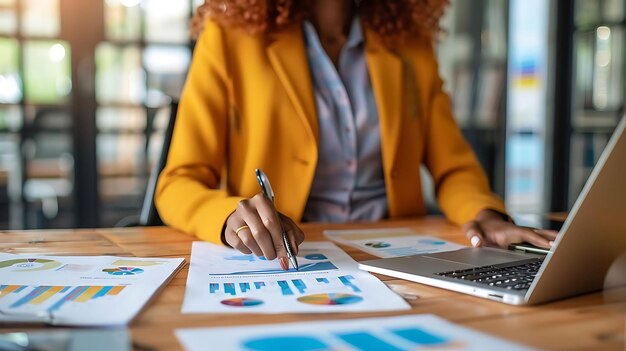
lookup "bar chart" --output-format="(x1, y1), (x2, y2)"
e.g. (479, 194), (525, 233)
(0, 284), (126, 313)
(208, 275), (360, 297)
(177, 315), (531, 351)
(184, 242), (410, 314)
(242, 327), (451, 351)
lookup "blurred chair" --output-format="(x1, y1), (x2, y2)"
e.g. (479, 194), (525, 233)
(115, 100), (178, 227)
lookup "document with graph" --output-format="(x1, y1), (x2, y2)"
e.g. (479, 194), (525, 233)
(324, 227), (465, 258)
(182, 241), (409, 314)
(176, 314), (534, 351)
(0, 254), (184, 326)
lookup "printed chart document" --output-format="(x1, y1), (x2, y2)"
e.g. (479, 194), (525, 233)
(324, 227), (465, 258)
(0, 254), (184, 326)
(176, 314), (535, 351)
(182, 241), (409, 314)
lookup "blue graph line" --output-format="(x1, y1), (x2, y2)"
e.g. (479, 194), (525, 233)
(210, 261), (338, 276)
(304, 254), (327, 260)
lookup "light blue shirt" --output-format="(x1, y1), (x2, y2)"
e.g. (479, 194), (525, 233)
(301, 18), (388, 222)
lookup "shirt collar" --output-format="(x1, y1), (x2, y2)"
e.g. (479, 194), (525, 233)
(303, 16), (364, 50)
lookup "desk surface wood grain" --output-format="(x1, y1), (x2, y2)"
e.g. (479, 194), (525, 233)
(1, 217), (624, 350)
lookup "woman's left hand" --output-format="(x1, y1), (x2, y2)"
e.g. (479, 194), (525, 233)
(463, 210), (558, 249)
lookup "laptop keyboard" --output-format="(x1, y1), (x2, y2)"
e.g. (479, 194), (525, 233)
(435, 258), (544, 291)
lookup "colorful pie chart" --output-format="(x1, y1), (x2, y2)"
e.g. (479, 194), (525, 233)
(0, 258), (62, 272)
(297, 293), (363, 306)
(365, 242), (391, 248)
(220, 298), (264, 307)
(102, 266), (144, 275)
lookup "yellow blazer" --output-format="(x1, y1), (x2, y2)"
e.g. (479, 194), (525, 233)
(155, 20), (507, 244)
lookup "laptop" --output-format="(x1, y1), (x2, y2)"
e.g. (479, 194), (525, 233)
(359, 117), (626, 305)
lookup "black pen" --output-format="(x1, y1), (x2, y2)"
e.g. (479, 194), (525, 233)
(255, 169), (299, 271)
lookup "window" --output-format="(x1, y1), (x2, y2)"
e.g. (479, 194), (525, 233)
(0, 0), (197, 229)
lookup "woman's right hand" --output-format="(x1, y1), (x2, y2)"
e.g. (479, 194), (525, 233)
(224, 193), (305, 268)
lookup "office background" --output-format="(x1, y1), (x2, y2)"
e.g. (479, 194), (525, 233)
(0, 0), (623, 230)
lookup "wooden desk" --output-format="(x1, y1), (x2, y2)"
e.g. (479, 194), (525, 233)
(1, 217), (624, 350)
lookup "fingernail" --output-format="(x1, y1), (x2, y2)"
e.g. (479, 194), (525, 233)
(279, 257), (289, 271)
(470, 236), (481, 247)
(549, 241), (554, 247)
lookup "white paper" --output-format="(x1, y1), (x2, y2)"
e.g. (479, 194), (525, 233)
(182, 241), (409, 314)
(0, 254), (184, 326)
(176, 314), (536, 351)
(324, 227), (465, 258)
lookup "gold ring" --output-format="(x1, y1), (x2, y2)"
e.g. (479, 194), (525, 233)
(235, 225), (250, 235)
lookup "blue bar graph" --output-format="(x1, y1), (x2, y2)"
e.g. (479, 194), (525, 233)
(336, 332), (404, 351)
(391, 328), (447, 345)
(339, 275), (361, 292)
(277, 281), (293, 295)
(92, 286), (113, 298)
(207, 275), (362, 297)
(242, 327), (451, 351)
(224, 283), (236, 296)
(240, 283), (251, 293)
(11, 286), (51, 308)
(47, 286), (89, 312)
(0, 285), (28, 293)
(292, 279), (306, 294)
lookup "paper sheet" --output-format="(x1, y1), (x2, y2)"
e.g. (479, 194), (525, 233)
(176, 314), (535, 351)
(0, 254), (184, 326)
(324, 227), (465, 258)
(181, 241), (409, 314)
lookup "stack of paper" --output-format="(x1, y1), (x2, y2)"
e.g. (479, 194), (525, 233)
(0, 254), (184, 326)
(324, 228), (465, 258)
(176, 315), (535, 351)
(182, 241), (409, 314)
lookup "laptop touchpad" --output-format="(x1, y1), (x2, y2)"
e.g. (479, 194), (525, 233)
(423, 247), (533, 266)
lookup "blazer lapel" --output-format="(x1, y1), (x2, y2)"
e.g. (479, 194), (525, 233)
(364, 29), (404, 170)
(267, 25), (319, 145)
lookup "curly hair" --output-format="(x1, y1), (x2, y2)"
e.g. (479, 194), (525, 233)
(191, 0), (449, 43)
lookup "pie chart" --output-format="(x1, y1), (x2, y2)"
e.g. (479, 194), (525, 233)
(0, 258), (62, 272)
(102, 266), (144, 275)
(220, 298), (264, 307)
(297, 293), (363, 306)
(365, 242), (391, 248)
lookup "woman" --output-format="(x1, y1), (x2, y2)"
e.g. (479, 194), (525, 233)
(155, 0), (557, 268)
